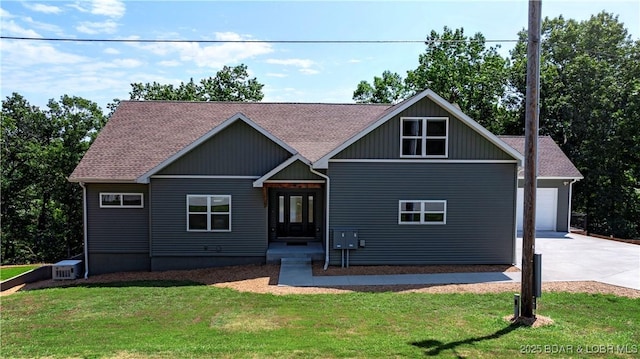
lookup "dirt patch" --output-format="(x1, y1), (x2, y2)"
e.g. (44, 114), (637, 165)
(504, 314), (555, 328)
(2, 263), (638, 298)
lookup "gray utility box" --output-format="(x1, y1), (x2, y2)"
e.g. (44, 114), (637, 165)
(333, 228), (359, 249)
(52, 260), (82, 280)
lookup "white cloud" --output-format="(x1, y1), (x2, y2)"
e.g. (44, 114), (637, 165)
(1, 40), (86, 66)
(1, 20), (42, 38)
(299, 68), (320, 75)
(130, 32), (273, 68)
(23, 16), (65, 35)
(76, 20), (119, 34)
(158, 60), (182, 67)
(93, 0), (125, 18)
(90, 0), (125, 18)
(1, 8), (16, 18)
(266, 58), (315, 68)
(103, 47), (120, 55)
(23, 3), (63, 14)
(266, 73), (288, 78)
(112, 58), (143, 68)
(348, 59), (362, 64)
(266, 58), (320, 75)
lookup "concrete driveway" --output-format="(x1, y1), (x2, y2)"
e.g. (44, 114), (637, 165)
(515, 232), (640, 290)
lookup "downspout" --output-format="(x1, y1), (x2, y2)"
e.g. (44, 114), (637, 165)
(567, 179), (578, 232)
(79, 182), (89, 279)
(309, 167), (330, 270)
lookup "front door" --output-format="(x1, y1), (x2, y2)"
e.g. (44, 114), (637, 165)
(275, 191), (316, 239)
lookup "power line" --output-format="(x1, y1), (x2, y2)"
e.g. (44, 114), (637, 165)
(0, 36), (520, 44)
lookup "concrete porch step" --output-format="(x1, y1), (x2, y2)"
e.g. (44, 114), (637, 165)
(266, 242), (324, 264)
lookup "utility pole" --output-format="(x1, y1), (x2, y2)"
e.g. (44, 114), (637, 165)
(520, 0), (542, 319)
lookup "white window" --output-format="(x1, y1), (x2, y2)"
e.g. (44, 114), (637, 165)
(400, 117), (448, 157)
(100, 193), (144, 208)
(399, 200), (447, 225)
(187, 195), (231, 232)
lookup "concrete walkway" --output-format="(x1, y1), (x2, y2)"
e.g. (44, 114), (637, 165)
(279, 233), (639, 290)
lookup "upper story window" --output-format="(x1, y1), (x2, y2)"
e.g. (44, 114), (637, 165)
(187, 195), (231, 232)
(400, 117), (449, 158)
(100, 193), (144, 208)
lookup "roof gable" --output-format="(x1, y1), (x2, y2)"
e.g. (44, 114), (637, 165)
(138, 113), (298, 183)
(312, 89), (524, 168)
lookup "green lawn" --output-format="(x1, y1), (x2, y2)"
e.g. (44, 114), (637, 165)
(0, 265), (40, 281)
(1, 281), (638, 358)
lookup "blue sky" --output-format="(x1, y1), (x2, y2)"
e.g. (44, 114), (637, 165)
(1, 0), (638, 111)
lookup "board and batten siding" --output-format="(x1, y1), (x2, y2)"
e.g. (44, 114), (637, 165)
(150, 178), (267, 260)
(157, 119), (291, 176)
(517, 178), (571, 232)
(270, 160), (325, 181)
(86, 183), (150, 274)
(328, 162), (517, 265)
(334, 97), (513, 160)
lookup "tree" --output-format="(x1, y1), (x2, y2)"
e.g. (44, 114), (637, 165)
(354, 27), (511, 133)
(353, 70), (408, 104)
(128, 64), (264, 102)
(509, 12), (640, 238)
(1, 94), (106, 264)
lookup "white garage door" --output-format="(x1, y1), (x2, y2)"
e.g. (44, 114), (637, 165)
(516, 188), (557, 231)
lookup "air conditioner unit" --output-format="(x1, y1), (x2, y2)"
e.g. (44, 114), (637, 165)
(52, 260), (82, 280)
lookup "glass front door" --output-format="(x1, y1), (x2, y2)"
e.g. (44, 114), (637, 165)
(276, 191), (316, 238)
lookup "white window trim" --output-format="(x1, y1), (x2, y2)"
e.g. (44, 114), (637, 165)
(186, 195), (232, 232)
(398, 200), (447, 225)
(99, 193), (144, 208)
(400, 117), (449, 158)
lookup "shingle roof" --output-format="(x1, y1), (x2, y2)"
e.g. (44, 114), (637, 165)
(69, 101), (392, 182)
(70, 99), (581, 183)
(498, 136), (583, 179)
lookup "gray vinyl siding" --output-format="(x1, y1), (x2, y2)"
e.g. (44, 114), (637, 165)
(150, 178), (267, 257)
(328, 162), (517, 265)
(517, 178), (570, 232)
(86, 183), (149, 253)
(270, 160), (324, 181)
(157, 120), (291, 176)
(86, 183), (150, 274)
(334, 97), (513, 160)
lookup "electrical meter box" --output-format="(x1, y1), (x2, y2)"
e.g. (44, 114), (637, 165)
(333, 228), (359, 249)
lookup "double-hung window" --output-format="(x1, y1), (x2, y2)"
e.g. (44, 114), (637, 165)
(187, 195), (231, 232)
(400, 117), (448, 157)
(399, 200), (447, 225)
(100, 193), (144, 208)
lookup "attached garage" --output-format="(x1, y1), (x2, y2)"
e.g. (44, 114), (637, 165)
(500, 136), (583, 233)
(516, 188), (557, 231)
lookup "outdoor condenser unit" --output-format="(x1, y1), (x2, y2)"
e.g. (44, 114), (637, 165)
(52, 260), (82, 280)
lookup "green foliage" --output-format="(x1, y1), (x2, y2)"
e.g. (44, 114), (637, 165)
(509, 12), (640, 238)
(1, 94), (106, 264)
(406, 27), (511, 133)
(354, 27), (511, 133)
(2, 285), (638, 358)
(128, 64), (264, 102)
(353, 70), (408, 104)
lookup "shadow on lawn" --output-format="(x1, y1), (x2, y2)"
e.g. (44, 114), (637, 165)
(410, 322), (524, 357)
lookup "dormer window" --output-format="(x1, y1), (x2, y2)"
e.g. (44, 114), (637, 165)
(400, 117), (448, 157)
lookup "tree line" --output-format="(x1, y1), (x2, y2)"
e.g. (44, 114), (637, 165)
(2, 12), (638, 264)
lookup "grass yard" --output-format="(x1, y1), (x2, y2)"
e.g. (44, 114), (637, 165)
(1, 281), (638, 358)
(0, 265), (41, 281)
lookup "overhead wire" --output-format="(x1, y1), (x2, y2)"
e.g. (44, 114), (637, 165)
(0, 36), (521, 44)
